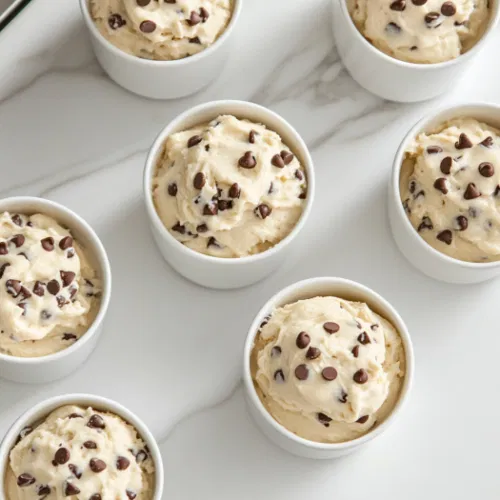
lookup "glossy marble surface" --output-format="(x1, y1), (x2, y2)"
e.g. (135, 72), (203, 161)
(0, 0), (499, 498)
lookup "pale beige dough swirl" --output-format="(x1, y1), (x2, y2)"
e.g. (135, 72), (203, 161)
(90, 0), (232, 61)
(251, 296), (405, 444)
(348, 0), (490, 64)
(152, 115), (307, 258)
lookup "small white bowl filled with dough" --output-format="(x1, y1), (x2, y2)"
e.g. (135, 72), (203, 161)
(143, 100), (315, 289)
(389, 102), (500, 283)
(0, 394), (163, 500)
(243, 277), (414, 459)
(0, 197), (111, 383)
(80, 0), (242, 99)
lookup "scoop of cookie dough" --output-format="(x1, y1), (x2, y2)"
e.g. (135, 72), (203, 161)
(348, 0), (490, 64)
(5, 405), (155, 500)
(90, 0), (233, 61)
(153, 115), (307, 258)
(0, 212), (101, 358)
(251, 296), (405, 444)
(401, 118), (500, 262)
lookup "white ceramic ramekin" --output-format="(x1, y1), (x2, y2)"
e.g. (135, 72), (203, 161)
(0, 197), (112, 384)
(332, 0), (500, 102)
(143, 100), (315, 289)
(389, 103), (500, 284)
(79, 0), (242, 99)
(0, 394), (164, 499)
(242, 277), (414, 459)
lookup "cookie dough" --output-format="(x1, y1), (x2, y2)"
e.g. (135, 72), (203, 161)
(401, 118), (500, 262)
(251, 296), (405, 444)
(0, 212), (101, 358)
(152, 115), (308, 258)
(5, 405), (155, 500)
(347, 0), (490, 64)
(90, 0), (233, 61)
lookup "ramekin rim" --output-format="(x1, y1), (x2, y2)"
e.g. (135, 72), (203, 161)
(0, 196), (112, 364)
(79, 0), (242, 67)
(142, 99), (316, 265)
(391, 101), (500, 270)
(0, 393), (164, 500)
(339, 0), (500, 70)
(242, 276), (415, 451)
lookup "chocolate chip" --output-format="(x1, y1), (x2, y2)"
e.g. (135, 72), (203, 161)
(0, 242), (7, 255)
(126, 491), (137, 500)
(338, 390), (348, 403)
(108, 13), (126, 29)
(353, 369), (369, 384)
(495, 185), (500, 197)
(60, 271), (75, 287)
(456, 133), (473, 149)
(271, 346), (281, 358)
(295, 170), (304, 181)
(357, 415), (369, 424)
(437, 229), (453, 245)
(12, 214), (23, 226)
(89, 458), (107, 473)
(322, 367), (338, 381)
(6, 279), (21, 297)
(294, 364), (309, 381)
(88, 414), (106, 429)
(137, 0), (150, 5)
(481, 136), (494, 147)
(54, 448), (70, 465)
(425, 12), (441, 25)
(83, 440), (97, 449)
(479, 162), (495, 177)
(323, 322), (340, 334)
(64, 481), (80, 496)
(140, 20), (156, 33)
(441, 1), (456, 16)
(203, 202), (218, 216)
(317, 413), (332, 426)
(299, 190), (307, 200)
(117, 456), (130, 470)
(135, 450), (148, 463)
(41, 237), (54, 251)
(68, 413), (83, 419)
(218, 200), (233, 211)
(238, 151), (257, 169)
(352, 345), (360, 358)
(62, 333), (77, 341)
(67, 248), (75, 259)
(89, 495), (102, 500)
(189, 36), (201, 44)
(18, 426), (33, 442)
(193, 172), (206, 190)
(57, 296), (68, 308)
(249, 130), (257, 143)
(371, 324), (379, 331)
(255, 204), (272, 219)
(306, 347), (321, 360)
(412, 0), (427, 4)
(168, 183), (178, 196)
(296, 331), (311, 349)
(68, 464), (82, 479)
(417, 216), (433, 232)
(271, 154), (285, 168)
(390, 0), (406, 10)
(11, 234), (25, 248)
(17, 474), (35, 487)
(464, 183), (481, 200)
(456, 216), (468, 231)
(199, 7), (209, 21)
(434, 178), (448, 194)
(172, 222), (186, 235)
(358, 332), (371, 345)
(268, 182), (274, 195)
(280, 150), (294, 165)
(440, 156), (453, 174)
(207, 237), (220, 249)
(187, 135), (202, 148)
(37, 485), (51, 496)
(0, 263), (10, 279)
(59, 236), (73, 250)
(427, 145), (443, 154)
(188, 10), (202, 25)
(47, 279), (60, 295)
(386, 22), (401, 34)
(228, 183), (241, 199)
(410, 45), (418, 51)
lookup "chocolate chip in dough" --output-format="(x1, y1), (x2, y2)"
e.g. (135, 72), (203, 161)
(11, 214), (23, 226)
(322, 367), (338, 381)
(187, 135), (202, 148)
(323, 322), (340, 334)
(64, 481), (80, 496)
(338, 390), (348, 403)
(434, 178), (448, 194)
(0, 263), (10, 279)
(296, 331), (311, 349)
(271, 346), (282, 358)
(358, 332), (371, 345)
(274, 369), (285, 383)
(390, 0), (406, 10)
(137, 0), (151, 5)
(425, 12), (442, 26)
(140, 20), (156, 33)
(228, 183), (241, 199)
(41, 237), (54, 251)
(294, 364), (309, 381)
(238, 151), (257, 169)
(317, 413), (332, 426)
(6, 279), (21, 297)
(412, 0), (427, 4)
(456, 133), (473, 149)
(54, 448), (70, 465)
(172, 222), (186, 235)
(17, 474), (35, 487)
(11, 234), (25, 248)
(17, 426), (33, 442)
(207, 237), (221, 249)
(47, 280), (60, 295)
(464, 183), (481, 200)
(255, 204), (272, 219)
(249, 130), (257, 144)
(357, 415), (369, 424)
(437, 229), (453, 245)
(59, 236), (73, 250)
(271, 154), (285, 169)
(188, 10), (202, 25)
(218, 199), (233, 211)
(57, 296), (68, 308)
(193, 172), (206, 189)
(353, 369), (369, 384)
(37, 485), (51, 496)
(89, 458), (107, 473)
(440, 156), (453, 174)
(189, 36), (201, 44)
(280, 150), (294, 165)
(481, 136), (494, 148)
(68, 464), (82, 479)
(352, 345), (360, 358)
(126, 491), (137, 500)
(479, 162), (495, 177)
(386, 22), (402, 34)
(88, 414), (106, 429)
(135, 450), (148, 463)
(200, 7), (209, 22)
(168, 183), (178, 196)
(456, 215), (468, 231)
(60, 271), (75, 287)
(89, 495), (102, 500)
(441, 1), (456, 16)
(117, 456), (130, 470)
(108, 14), (126, 29)
(295, 170), (304, 181)
(418, 216), (433, 232)
(306, 347), (321, 360)
(203, 202), (218, 216)
(427, 145), (443, 154)
(62, 333), (77, 341)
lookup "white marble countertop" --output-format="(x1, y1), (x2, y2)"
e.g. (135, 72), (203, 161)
(1, 0), (500, 498)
